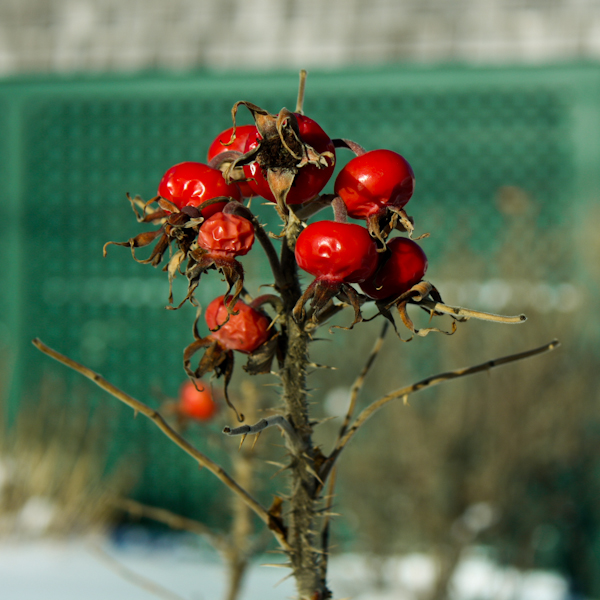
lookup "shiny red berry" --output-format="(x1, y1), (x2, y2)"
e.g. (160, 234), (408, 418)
(158, 162), (241, 216)
(243, 115), (335, 205)
(295, 221), (378, 284)
(178, 380), (218, 421)
(334, 149), (415, 219)
(205, 296), (271, 354)
(207, 126), (258, 198)
(198, 212), (255, 258)
(360, 237), (428, 300)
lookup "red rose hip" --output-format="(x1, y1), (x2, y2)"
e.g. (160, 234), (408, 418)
(243, 114), (336, 205)
(295, 221), (378, 283)
(205, 296), (271, 353)
(198, 212), (255, 258)
(334, 149), (415, 219)
(178, 380), (218, 421)
(207, 125), (258, 197)
(158, 161), (241, 216)
(360, 237), (428, 300)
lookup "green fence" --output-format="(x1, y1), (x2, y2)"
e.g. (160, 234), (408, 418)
(2, 64), (600, 529)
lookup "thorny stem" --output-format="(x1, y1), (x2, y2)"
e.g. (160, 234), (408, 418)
(32, 338), (292, 554)
(276, 222), (329, 599)
(320, 338), (561, 485)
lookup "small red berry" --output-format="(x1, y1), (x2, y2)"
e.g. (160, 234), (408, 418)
(207, 125), (258, 198)
(360, 237), (428, 300)
(178, 380), (218, 421)
(207, 125), (258, 160)
(295, 221), (378, 284)
(243, 115), (336, 205)
(334, 149), (415, 219)
(198, 212), (255, 258)
(205, 296), (271, 354)
(158, 162), (241, 216)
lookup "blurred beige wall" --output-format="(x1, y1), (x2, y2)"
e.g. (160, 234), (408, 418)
(1, 0), (600, 74)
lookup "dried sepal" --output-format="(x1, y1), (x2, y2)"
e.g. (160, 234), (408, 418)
(183, 334), (243, 422)
(126, 193), (168, 223)
(243, 333), (280, 375)
(294, 280), (367, 330)
(224, 101), (334, 229)
(165, 249), (186, 305)
(103, 228), (168, 266)
(396, 300), (458, 337)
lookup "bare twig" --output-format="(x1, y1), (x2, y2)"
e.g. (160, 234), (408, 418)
(32, 338), (292, 553)
(337, 320), (389, 442)
(111, 497), (227, 552)
(319, 467), (337, 587)
(420, 298), (527, 324)
(89, 543), (188, 600)
(296, 69), (307, 114)
(223, 415), (303, 452)
(321, 339), (561, 483)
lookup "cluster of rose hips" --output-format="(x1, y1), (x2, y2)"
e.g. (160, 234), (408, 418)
(107, 92), (432, 413)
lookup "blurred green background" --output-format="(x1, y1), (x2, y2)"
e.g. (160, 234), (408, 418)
(1, 63), (600, 594)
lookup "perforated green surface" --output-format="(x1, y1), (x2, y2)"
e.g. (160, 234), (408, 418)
(3, 65), (600, 517)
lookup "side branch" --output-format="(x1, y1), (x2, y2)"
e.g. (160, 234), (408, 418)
(32, 338), (291, 553)
(223, 414), (302, 451)
(337, 320), (389, 441)
(420, 298), (526, 324)
(321, 339), (560, 483)
(112, 497), (228, 552)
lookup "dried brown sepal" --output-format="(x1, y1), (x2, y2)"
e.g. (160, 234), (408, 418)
(167, 247), (245, 311)
(328, 284), (365, 331)
(183, 328), (244, 421)
(266, 168), (296, 226)
(224, 101), (333, 229)
(366, 281), (455, 339)
(372, 304), (413, 342)
(294, 280), (366, 329)
(397, 300), (458, 337)
(165, 249), (186, 305)
(126, 193), (168, 223)
(243, 333), (279, 375)
(104, 195), (208, 275)
(103, 228), (168, 266)
(366, 213), (388, 249)
(182, 335), (243, 422)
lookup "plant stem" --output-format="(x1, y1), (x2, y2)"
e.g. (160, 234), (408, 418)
(278, 223), (329, 599)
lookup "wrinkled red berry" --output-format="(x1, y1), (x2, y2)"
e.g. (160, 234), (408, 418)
(205, 296), (271, 353)
(198, 212), (255, 258)
(360, 237), (428, 300)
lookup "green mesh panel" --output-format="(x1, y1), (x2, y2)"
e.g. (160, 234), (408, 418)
(3, 65), (598, 520)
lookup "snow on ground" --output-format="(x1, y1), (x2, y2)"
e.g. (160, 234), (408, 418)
(0, 534), (569, 600)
